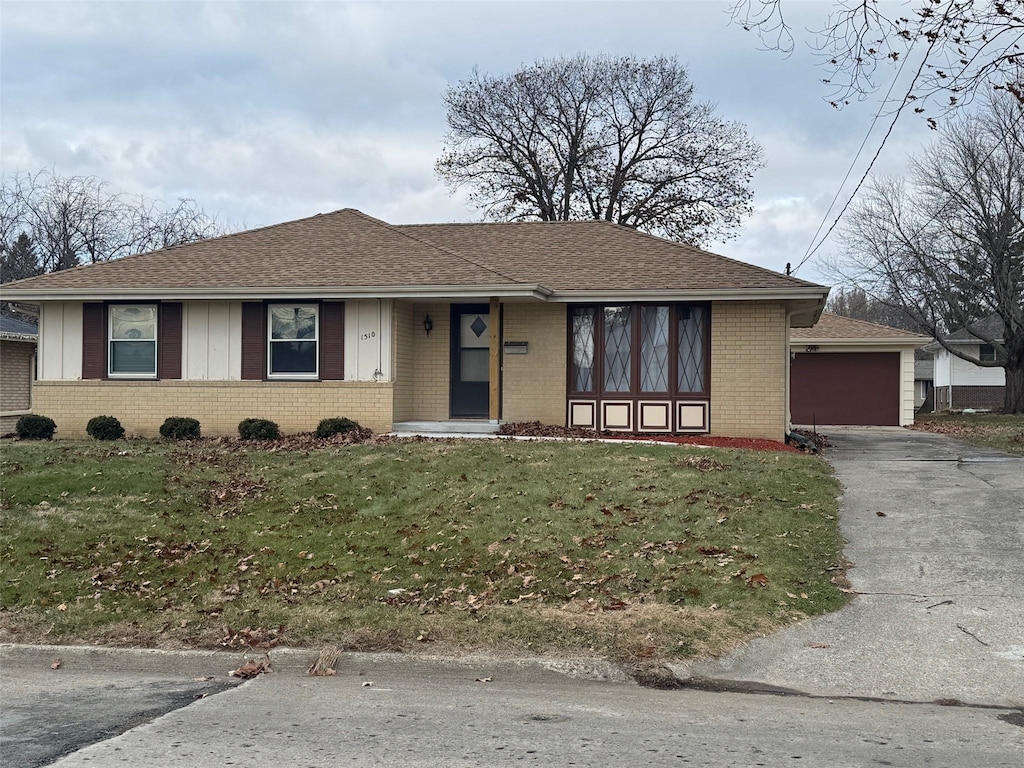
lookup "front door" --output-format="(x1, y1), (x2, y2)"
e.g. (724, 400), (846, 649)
(450, 304), (490, 418)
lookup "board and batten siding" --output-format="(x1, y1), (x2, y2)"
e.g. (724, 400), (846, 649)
(37, 299), (392, 382)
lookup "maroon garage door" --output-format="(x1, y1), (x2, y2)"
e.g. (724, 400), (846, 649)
(791, 352), (900, 426)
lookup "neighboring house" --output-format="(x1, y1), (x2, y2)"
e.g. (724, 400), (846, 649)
(789, 313), (929, 427)
(0, 209), (828, 440)
(914, 352), (934, 412)
(0, 314), (39, 434)
(927, 315), (1006, 411)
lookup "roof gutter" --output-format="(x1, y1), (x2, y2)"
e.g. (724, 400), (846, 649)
(0, 284), (554, 302)
(792, 337), (930, 348)
(546, 288), (829, 302)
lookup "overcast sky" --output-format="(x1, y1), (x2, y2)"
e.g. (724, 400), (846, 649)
(1, 0), (939, 284)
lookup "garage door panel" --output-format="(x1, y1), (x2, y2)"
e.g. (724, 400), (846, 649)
(791, 352), (900, 426)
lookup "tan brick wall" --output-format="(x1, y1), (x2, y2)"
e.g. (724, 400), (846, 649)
(32, 380), (394, 438)
(410, 302), (451, 420)
(391, 301), (415, 421)
(710, 301), (787, 440)
(1, 340), (35, 425)
(501, 302), (566, 425)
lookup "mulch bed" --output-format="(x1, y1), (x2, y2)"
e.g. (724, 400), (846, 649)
(499, 422), (801, 453)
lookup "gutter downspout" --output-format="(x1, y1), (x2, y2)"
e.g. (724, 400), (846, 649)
(784, 306), (799, 438)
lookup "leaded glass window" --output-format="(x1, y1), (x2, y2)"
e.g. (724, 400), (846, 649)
(640, 305), (669, 392)
(571, 307), (596, 392)
(678, 305), (706, 393)
(603, 306), (632, 393)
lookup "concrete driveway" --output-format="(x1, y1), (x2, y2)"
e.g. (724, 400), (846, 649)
(675, 426), (1024, 707)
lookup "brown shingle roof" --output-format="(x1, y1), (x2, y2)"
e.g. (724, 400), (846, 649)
(1, 208), (825, 298)
(791, 312), (929, 342)
(1, 210), (509, 292)
(398, 220), (821, 292)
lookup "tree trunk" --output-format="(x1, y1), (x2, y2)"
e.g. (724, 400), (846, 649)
(1004, 353), (1024, 414)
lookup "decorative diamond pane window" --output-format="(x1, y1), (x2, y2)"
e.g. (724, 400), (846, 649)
(603, 306), (632, 393)
(640, 306), (669, 392)
(571, 307), (596, 392)
(677, 305), (706, 393)
(109, 305), (157, 376)
(460, 315), (490, 349)
(269, 304), (318, 377)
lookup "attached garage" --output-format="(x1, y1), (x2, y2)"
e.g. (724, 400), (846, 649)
(789, 314), (929, 427)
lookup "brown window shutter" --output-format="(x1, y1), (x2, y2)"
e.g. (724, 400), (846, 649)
(158, 303), (183, 379)
(320, 302), (345, 380)
(241, 302), (266, 380)
(81, 302), (107, 379)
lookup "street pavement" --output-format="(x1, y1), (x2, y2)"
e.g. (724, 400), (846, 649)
(2, 652), (1022, 768)
(674, 427), (1024, 707)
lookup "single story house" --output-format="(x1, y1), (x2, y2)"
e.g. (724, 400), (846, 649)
(926, 315), (1006, 411)
(789, 313), (929, 426)
(0, 313), (39, 434)
(0, 209), (828, 440)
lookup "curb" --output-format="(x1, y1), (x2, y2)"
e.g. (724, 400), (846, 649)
(0, 643), (633, 684)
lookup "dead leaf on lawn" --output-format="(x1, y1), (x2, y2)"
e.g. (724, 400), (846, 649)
(875, 511), (887, 517)
(362, 681), (373, 687)
(475, 676), (493, 683)
(50, 658), (62, 670)
(747, 573), (770, 588)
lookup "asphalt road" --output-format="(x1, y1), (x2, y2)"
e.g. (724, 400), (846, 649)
(2, 654), (1022, 768)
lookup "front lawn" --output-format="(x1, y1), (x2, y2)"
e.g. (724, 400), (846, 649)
(912, 412), (1024, 456)
(0, 438), (848, 662)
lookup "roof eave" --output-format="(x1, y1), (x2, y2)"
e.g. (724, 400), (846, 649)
(546, 287), (829, 302)
(791, 336), (930, 347)
(1, 284), (553, 302)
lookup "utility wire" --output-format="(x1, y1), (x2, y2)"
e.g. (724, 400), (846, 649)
(792, 32), (944, 276)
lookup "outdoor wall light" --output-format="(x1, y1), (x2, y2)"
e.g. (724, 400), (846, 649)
(424, 314), (433, 336)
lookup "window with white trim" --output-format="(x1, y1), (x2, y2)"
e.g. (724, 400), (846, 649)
(109, 305), (157, 377)
(268, 304), (319, 377)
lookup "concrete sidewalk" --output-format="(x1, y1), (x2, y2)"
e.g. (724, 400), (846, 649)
(672, 427), (1024, 707)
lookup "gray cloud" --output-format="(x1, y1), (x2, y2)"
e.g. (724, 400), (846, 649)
(1, 1), (936, 284)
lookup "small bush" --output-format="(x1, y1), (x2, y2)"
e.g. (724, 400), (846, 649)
(160, 417), (201, 440)
(315, 417), (361, 439)
(238, 418), (280, 441)
(15, 415), (56, 440)
(86, 415), (125, 441)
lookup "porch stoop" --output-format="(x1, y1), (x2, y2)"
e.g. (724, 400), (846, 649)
(390, 420), (500, 437)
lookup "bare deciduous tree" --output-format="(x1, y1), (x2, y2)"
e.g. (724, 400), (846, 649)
(0, 169), (223, 281)
(828, 93), (1024, 413)
(436, 54), (764, 246)
(731, 1), (1024, 121)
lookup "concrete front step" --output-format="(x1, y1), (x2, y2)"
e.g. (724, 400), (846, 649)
(390, 420), (500, 436)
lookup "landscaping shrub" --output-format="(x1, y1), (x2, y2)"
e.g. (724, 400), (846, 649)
(15, 414), (56, 440)
(315, 417), (361, 439)
(160, 417), (201, 440)
(86, 415), (125, 441)
(238, 418), (280, 440)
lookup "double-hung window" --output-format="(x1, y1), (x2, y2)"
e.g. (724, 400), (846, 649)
(109, 305), (157, 377)
(979, 344), (996, 362)
(268, 304), (319, 378)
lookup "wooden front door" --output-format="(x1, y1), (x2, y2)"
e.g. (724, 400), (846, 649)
(450, 304), (491, 418)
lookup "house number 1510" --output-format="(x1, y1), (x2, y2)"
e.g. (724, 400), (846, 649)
(360, 331), (376, 341)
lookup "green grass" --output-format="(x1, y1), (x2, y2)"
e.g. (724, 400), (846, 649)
(913, 412), (1024, 455)
(0, 438), (848, 662)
